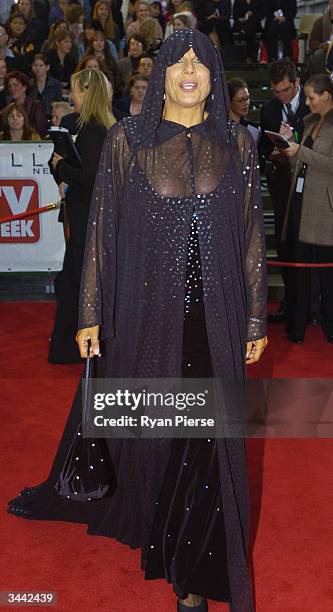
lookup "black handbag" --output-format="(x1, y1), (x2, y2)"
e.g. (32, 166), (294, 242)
(54, 354), (115, 502)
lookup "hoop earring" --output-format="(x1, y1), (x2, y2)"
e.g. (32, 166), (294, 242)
(163, 93), (166, 100)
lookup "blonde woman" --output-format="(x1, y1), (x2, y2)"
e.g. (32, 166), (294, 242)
(164, 0), (197, 38)
(48, 68), (116, 363)
(50, 100), (72, 126)
(139, 16), (163, 53)
(126, 1), (163, 41)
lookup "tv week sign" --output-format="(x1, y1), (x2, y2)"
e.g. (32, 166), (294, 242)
(0, 179), (40, 243)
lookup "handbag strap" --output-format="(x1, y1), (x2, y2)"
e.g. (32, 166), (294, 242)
(82, 343), (92, 431)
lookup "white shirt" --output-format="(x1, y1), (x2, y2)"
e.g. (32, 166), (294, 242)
(282, 87), (301, 123)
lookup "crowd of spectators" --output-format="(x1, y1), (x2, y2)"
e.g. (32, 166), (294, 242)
(0, 1), (332, 141)
(1, 1), (333, 345)
(0, 2), (316, 138)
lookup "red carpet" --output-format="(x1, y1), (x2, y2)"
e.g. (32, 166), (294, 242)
(1, 302), (333, 611)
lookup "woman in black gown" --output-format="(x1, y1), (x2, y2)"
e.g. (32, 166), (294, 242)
(48, 68), (116, 363)
(8, 31), (267, 612)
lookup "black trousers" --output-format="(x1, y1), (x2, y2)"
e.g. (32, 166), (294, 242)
(265, 19), (295, 60)
(267, 164), (292, 293)
(234, 16), (261, 61)
(48, 239), (84, 364)
(286, 241), (333, 339)
(199, 17), (233, 50)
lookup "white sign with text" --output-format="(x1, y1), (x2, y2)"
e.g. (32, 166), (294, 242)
(0, 142), (65, 271)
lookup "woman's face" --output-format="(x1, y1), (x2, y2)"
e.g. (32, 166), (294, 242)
(70, 83), (86, 112)
(138, 3), (150, 21)
(32, 59), (49, 79)
(0, 25), (9, 47)
(151, 4), (161, 17)
(85, 58), (100, 69)
(85, 25), (95, 41)
(10, 17), (27, 38)
(54, 21), (68, 34)
(139, 57), (154, 77)
(173, 17), (187, 30)
(17, 0), (31, 18)
(130, 78), (148, 103)
(93, 33), (105, 53)
(97, 3), (109, 20)
(172, 0), (183, 7)
(230, 87), (250, 118)
(8, 78), (27, 101)
(129, 37), (143, 57)
(0, 59), (6, 80)
(305, 85), (330, 115)
(165, 48), (211, 110)
(57, 36), (72, 54)
(51, 106), (65, 126)
(8, 109), (25, 132)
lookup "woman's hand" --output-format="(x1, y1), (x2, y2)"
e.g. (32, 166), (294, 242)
(283, 141), (300, 158)
(76, 325), (100, 358)
(52, 152), (64, 170)
(246, 336), (268, 364)
(58, 181), (67, 198)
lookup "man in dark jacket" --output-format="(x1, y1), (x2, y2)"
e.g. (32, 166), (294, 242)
(264, 0), (297, 61)
(233, 0), (264, 62)
(259, 59), (308, 323)
(195, 1), (233, 56)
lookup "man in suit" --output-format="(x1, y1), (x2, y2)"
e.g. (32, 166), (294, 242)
(117, 33), (145, 89)
(233, 0), (264, 63)
(260, 59), (308, 323)
(265, 0), (297, 61)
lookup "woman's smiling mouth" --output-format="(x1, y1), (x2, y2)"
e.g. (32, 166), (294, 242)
(179, 80), (198, 92)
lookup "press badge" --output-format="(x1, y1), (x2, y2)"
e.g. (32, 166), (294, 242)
(296, 177), (304, 193)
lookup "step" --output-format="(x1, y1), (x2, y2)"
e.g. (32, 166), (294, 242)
(0, 272), (56, 301)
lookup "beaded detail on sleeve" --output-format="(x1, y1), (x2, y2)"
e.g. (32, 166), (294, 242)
(232, 122), (267, 341)
(78, 123), (130, 336)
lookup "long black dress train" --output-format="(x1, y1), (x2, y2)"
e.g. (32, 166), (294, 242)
(8, 30), (266, 612)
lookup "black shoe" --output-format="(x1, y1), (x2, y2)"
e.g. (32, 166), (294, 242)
(268, 307), (287, 324)
(327, 335), (333, 344)
(177, 598), (208, 611)
(286, 333), (304, 345)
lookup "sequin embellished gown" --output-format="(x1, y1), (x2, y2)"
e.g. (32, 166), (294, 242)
(8, 29), (267, 612)
(8, 118), (265, 612)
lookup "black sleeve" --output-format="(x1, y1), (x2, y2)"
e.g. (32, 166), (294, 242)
(259, 102), (281, 161)
(233, 0), (243, 21)
(254, 0), (265, 21)
(222, 0), (232, 19)
(283, 0), (297, 20)
(112, 0), (125, 37)
(264, 0), (274, 18)
(235, 125), (267, 340)
(193, 0), (211, 20)
(56, 124), (107, 190)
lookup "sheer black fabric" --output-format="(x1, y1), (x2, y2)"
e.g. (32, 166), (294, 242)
(8, 31), (266, 612)
(77, 30), (266, 612)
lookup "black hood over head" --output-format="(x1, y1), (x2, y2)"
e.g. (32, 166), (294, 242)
(124, 29), (231, 150)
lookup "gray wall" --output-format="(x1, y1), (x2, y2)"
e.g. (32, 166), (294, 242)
(297, 0), (328, 13)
